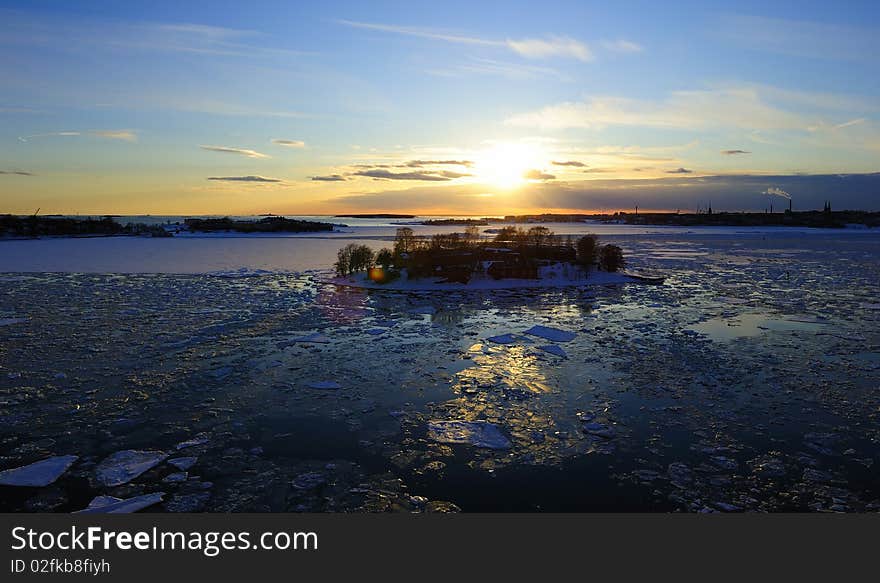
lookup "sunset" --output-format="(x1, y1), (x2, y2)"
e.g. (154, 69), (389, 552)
(1, 1), (879, 577)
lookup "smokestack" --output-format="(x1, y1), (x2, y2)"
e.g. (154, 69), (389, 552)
(789, 199), (792, 212)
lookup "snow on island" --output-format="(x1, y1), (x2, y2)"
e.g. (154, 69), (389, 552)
(324, 264), (642, 291)
(324, 227), (663, 291)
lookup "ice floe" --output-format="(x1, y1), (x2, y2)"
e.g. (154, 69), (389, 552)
(0, 455), (78, 487)
(523, 325), (576, 342)
(175, 434), (210, 450)
(537, 345), (567, 358)
(168, 457), (197, 471)
(95, 450), (169, 486)
(76, 492), (165, 514)
(427, 420), (512, 450)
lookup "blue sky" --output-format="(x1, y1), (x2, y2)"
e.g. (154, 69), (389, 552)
(1, 0), (878, 214)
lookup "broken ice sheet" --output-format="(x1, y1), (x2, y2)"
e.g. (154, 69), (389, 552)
(76, 492), (165, 514)
(537, 345), (567, 358)
(94, 450), (168, 487)
(523, 325), (576, 342)
(0, 455), (78, 487)
(168, 457), (197, 471)
(427, 420), (512, 450)
(175, 434), (209, 450)
(486, 333), (520, 345)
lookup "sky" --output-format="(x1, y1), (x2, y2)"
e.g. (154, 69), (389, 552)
(1, 0), (879, 215)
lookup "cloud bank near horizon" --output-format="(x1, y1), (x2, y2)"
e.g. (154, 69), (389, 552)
(326, 172), (880, 213)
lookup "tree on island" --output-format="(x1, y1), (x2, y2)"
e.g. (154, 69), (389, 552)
(393, 227), (416, 257)
(335, 243), (375, 276)
(376, 248), (394, 269)
(576, 235), (598, 269)
(527, 226), (553, 249)
(464, 225), (481, 245)
(598, 244), (625, 272)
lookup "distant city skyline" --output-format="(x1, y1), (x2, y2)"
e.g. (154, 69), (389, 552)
(1, 1), (879, 214)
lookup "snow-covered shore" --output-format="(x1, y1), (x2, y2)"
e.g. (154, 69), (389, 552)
(322, 265), (640, 291)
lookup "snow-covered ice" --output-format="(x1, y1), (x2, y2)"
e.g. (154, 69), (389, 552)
(94, 450), (169, 486)
(427, 420), (512, 449)
(76, 492), (166, 514)
(0, 455), (78, 487)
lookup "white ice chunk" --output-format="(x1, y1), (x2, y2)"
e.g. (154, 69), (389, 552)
(0, 455), (78, 487)
(95, 450), (168, 486)
(523, 325), (576, 342)
(76, 492), (165, 514)
(427, 420), (512, 450)
(538, 344), (567, 358)
(307, 381), (342, 390)
(175, 434), (209, 450)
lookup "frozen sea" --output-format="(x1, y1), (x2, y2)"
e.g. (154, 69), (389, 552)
(1, 218), (879, 512)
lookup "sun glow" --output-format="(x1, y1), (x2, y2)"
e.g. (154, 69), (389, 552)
(473, 142), (548, 189)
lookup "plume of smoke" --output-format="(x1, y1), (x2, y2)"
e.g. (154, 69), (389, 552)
(763, 187), (791, 199)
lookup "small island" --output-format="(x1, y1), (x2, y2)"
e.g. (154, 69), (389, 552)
(184, 216), (336, 233)
(334, 213), (416, 219)
(327, 226), (657, 290)
(0, 214), (170, 238)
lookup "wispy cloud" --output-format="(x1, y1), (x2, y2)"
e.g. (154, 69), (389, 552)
(405, 159), (473, 167)
(666, 167), (693, 174)
(833, 118), (867, 130)
(551, 160), (586, 167)
(721, 149), (751, 155)
(717, 14), (878, 61)
(17, 130), (136, 142)
(0, 170), (33, 176)
(506, 37), (592, 61)
(311, 174), (348, 181)
(524, 169), (556, 180)
(17, 131), (81, 142)
(1, 12), (309, 60)
(90, 129), (137, 142)
(505, 86), (819, 131)
(272, 139), (306, 148)
(427, 57), (567, 81)
(199, 145), (270, 159)
(352, 168), (469, 181)
(207, 175), (281, 182)
(600, 39), (643, 53)
(339, 20), (593, 61)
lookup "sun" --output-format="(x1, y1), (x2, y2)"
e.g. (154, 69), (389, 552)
(473, 142), (547, 189)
